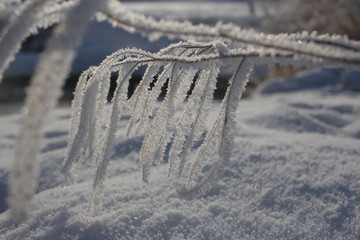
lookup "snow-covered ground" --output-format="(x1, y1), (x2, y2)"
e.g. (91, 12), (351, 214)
(0, 68), (359, 239)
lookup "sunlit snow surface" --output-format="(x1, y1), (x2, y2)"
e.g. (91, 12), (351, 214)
(0, 68), (359, 240)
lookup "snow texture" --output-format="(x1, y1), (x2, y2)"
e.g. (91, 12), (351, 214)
(1, 68), (360, 239)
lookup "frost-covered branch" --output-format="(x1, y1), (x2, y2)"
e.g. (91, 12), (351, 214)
(2, 0), (360, 85)
(1, 0), (359, 84)
(98, 0), (360, 66)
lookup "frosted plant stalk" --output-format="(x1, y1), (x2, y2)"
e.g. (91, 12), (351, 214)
(0, 0), (75, 82)
(64, 38), (358, 208)
(8, 0), (104, 220)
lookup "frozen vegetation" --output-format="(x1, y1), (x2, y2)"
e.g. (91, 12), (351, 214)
(1, 68), (360, 239)
(0, 0), (359, 239)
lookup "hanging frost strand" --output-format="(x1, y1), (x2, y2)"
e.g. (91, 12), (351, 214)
(183, 57), (254, 199)
(89, 63), (139, 211)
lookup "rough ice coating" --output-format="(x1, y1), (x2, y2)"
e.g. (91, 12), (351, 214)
(0, 68), (360, 239)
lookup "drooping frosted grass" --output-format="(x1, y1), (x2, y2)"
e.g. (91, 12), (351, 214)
(1, 0), (359, 219)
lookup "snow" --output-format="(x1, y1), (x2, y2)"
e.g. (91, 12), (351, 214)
(0, 68), (360, 239)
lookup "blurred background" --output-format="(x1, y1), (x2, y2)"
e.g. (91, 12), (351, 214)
(0, 0), (359, 114)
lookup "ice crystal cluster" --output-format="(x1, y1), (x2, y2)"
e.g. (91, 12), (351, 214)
(0, 0), (359, 219)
